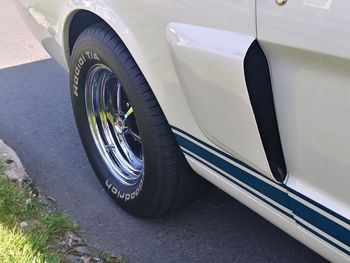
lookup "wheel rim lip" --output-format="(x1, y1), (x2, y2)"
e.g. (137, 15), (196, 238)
(85, 64), (144, 186)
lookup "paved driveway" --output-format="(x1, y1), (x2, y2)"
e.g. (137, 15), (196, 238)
(0, 1), (326, 262)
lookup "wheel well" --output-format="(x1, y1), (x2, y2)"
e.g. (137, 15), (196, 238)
(68, 10), (104, 55)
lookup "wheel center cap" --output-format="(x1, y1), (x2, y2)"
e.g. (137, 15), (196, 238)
(114, 114), (127, 134)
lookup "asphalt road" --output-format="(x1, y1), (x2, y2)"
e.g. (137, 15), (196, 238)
(0, 1), (326, 262)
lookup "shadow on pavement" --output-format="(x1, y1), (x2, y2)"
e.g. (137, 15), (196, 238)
(0, 59), (326, 263)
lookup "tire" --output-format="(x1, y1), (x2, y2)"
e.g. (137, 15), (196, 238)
(69, 23), (205, 218)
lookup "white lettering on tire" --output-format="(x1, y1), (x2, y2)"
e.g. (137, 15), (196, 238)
(105, 177), (144, 202)
(73, 51), (101, 97)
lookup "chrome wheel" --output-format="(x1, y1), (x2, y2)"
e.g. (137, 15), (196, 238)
(85, 64), (144, 186)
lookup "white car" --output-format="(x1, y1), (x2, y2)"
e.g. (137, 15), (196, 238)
(15, 0), (349, 262)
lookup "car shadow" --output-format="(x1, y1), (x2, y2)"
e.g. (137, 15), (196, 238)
(0, 59), (326, 263)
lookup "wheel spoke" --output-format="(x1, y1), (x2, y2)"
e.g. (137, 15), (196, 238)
(117, 133), (143, 169)
(128, 129), (141, 142)
(125, 107), (134, 120)
(116, 81), (122, 113)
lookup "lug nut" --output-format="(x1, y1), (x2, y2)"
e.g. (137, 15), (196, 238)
(276, 0), (287, 6)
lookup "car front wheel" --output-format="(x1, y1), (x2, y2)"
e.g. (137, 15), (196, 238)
(69, 23), (205, 218)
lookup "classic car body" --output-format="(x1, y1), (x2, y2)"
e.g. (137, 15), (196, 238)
(15, 0), (350, 261)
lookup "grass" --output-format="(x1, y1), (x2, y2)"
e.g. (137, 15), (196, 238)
(0, 161), (125, 263)
(0, 162), (5, 174)
(0, 162), (76, 262)
(0, 225), (49, 263)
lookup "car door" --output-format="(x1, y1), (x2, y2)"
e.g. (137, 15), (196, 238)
(257, 0), (350, 255)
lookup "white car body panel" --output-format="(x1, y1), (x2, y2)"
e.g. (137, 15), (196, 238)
(257, 0), (350, 222)
(166, 23), (273, 178)
(14, 0), (350, 262)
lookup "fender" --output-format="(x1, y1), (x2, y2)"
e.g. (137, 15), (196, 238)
(166, 23), (286, 182)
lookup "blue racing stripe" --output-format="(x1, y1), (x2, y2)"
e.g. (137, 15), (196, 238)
(171, 125), (267, 179)
(173, 128), (350, 254)
(296, 220), (350, 256)
(184, 146), (350, 256)
(182, 149), (293, 219)
(287, 186), (350, 226)
(172, 126), (349, 226)
(290, 199), (350, 247)
(174, 134), (291, 209)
